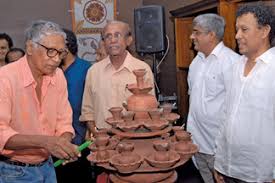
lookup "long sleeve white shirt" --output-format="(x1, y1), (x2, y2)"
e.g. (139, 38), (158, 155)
(214, 47), (275, 182)
(187, 42), (240, 155)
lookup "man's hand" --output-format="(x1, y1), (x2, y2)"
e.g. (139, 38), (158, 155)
(44, 135), (80, 161)
(214, 170), (225, 183)
(87, 120), (97, 134)
(86, 120), (98, 141)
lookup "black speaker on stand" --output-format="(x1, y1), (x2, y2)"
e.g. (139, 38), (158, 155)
(134, 5), (166, 53)
(134, 5), (166, 98)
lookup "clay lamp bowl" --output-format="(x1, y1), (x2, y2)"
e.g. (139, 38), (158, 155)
(143, 119), (169, 131)
(172, 126), (183, 132)
(153, 140), (170, 162)
(107, 136), (120, 150)
(153, 140), (170, 151)
(127, 83), (153, 95)
(106, 107), (124, 127)
(110, 153), (143, 174)
(109, 107), (123, 120)
(165, 113), (181, 123)
(145, 150), (180, 169)
(175, 143), (199, 160)
(94, 128), (108, 137)
(122, 111), (135, 122)
(117, 121), (141, 132)
(133, 69), (146, 88)
(95, 134), (110, 148)
(160, 103), (173, 117)
(133, 68), (146, 78)
(117, 142), (134, 154)
(148, 108), (162, 121)
(90, 134), (119, 152)
(91, 149), (118, 164)
(175, 131), (191, 142)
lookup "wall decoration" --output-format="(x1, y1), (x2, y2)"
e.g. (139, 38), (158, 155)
(70, 0), (116, 63)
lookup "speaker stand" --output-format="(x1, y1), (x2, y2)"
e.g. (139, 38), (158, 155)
(152, 53), (160, 99)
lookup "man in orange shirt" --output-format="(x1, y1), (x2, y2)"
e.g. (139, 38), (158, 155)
(0, 20), (79, 183)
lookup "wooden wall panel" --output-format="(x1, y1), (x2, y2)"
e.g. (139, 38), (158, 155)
(175, 17), (195, 68)
(176, 68), (189, 120)
(218, 0), (238, 50)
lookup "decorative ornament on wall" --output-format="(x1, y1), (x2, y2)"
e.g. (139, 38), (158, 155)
(84, 0), (107, 25)
(70, 0), (116, 63)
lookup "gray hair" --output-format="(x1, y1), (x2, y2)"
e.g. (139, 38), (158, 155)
(24, 20), (66, 46)
(193, 13), (225, 41)
(102, 20), (132, 37)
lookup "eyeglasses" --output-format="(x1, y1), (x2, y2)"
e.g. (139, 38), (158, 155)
(102, 32), (129, 42)
(191, 30), (209, 36)
(35, 42), (68, 59)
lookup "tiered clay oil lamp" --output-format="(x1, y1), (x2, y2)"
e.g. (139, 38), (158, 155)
(126, 69), (158, 119)
(87, 67), (199, 182)
(106, 107), (124, 127)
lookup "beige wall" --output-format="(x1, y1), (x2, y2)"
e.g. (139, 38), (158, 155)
(0, 0), (201, 97)
(0, 0), (144, 49)
(0, 0), (72, 48)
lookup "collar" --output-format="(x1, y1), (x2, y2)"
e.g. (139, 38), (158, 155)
(198, 42), (224, 60)
(21, 56), (56, 87)
(103, 51), (133, 72)
(254, 47), (275, 64)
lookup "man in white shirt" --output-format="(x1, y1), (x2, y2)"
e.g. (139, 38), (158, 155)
(214, 4), (275, 183)
(187, 13), (240, 183)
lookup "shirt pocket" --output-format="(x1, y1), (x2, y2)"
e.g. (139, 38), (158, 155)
(246, 82), (270, 109)
(205, 73), (220, 97)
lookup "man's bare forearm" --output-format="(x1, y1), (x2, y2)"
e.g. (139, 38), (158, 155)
(4, 134), (50, 150)
(5, 132), (74, 150)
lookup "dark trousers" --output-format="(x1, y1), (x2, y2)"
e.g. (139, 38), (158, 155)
(54, 149), (94, 183)
(223, 174), (255, 183)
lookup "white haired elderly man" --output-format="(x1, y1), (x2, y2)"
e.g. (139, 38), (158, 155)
(0, 20), (79, 183)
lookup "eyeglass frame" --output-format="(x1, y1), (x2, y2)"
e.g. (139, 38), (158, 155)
(102, 32), (131, 42)
(34, 42), (68, 59)
(191, 30), (210, 36)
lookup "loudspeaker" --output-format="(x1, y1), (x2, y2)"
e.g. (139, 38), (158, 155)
(134, 5), (166, 53)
